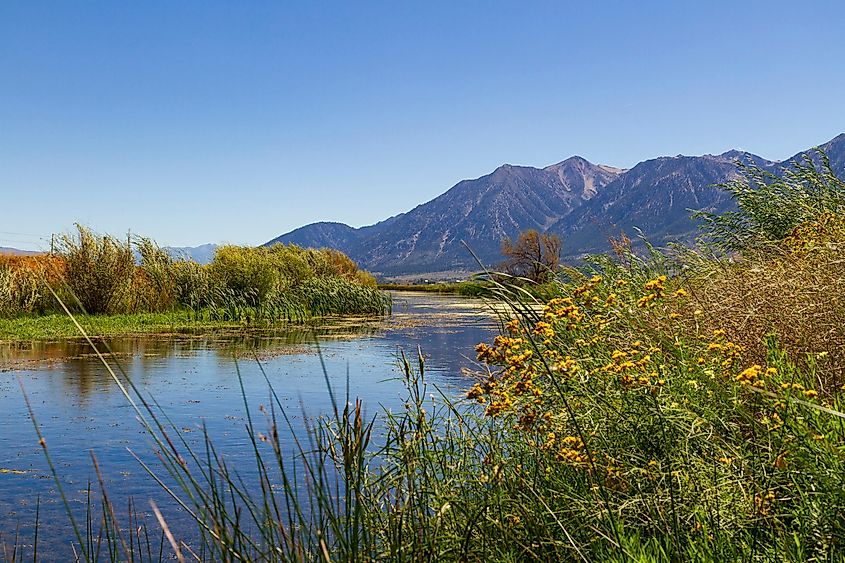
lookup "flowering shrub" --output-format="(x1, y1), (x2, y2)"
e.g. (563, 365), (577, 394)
(457, 259), (845, 559)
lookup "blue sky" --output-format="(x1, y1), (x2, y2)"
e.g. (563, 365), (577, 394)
(2, 1), (844, 250)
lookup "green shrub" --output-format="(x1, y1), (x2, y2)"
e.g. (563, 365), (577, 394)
(209, 245), (283, 305)
(697, 150), (845, 252)
(132, 236), (177, 312)
(294, 276), (390, 316)
(172, 259), (216, 309)
(56, 225), (135, 314)
(266, 243), (314, 288)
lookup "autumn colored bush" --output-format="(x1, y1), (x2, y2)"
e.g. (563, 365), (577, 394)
(0, 254), (67, 316)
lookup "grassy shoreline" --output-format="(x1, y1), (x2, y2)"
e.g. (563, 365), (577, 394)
(0, 311), (250, 342)
(0, 309), (388, 342)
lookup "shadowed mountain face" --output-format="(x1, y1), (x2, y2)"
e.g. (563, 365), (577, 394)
(556, 152), (776, 255)
(267, 134), (845, 275)
(811, 133), (845, 174)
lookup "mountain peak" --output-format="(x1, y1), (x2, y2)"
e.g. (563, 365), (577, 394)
(547, 155), (591, 167)
(719, 149), (747, 159)
(820, 133), (845, 149)
(267, 134), (844, 276)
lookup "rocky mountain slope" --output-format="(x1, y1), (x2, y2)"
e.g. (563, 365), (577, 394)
(268, 157), (624, 273)
(557, 151), (775, 254)
(267, 134), (845, 275)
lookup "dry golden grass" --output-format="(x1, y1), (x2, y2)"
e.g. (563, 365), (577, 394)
(0, 254), (66, 285)
(680, 232), (845, 393)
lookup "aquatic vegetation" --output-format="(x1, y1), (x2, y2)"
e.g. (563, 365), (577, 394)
(0, 228), (389, 332)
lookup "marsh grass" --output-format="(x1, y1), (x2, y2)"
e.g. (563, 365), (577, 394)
(0, 228), (389, 338)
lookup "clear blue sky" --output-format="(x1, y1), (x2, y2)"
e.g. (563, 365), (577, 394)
(2, 1), (844, 250)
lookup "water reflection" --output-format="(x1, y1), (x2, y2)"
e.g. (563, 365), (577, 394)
(0, 292), (499, 560)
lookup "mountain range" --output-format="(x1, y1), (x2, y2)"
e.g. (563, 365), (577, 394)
(0, 247), (40, 256)
(165, 243), (218, 264)
(267, 134), (845, 276)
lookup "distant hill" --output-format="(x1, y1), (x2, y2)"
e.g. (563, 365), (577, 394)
(0, 247), (40, 256)
(166, 244), (218, 264)
(267, 134), (845, 275)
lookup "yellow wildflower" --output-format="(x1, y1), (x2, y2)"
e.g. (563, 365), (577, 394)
(532, 321), (555, 339)
(735, 364), (763, 386)
(466, 383), (485, 402)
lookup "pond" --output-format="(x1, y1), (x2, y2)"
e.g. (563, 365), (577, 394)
(0, 291), (499, 560)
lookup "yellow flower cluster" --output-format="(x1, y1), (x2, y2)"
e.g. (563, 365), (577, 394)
(779, 380), (819, 398)
(544, 349), (579, 375)
(600, 343), (659, 387)
(753, 490), (777, 515)
(637, 275), (667, 308)
(470, 323), (548, 422)
(532, 321), (555, 339)
(735, 364), (764, 387)
(542, 433), (588, 465)
(572, 275), (603, 298)
(705, 329), (744, 372)
(485, 398), (512, 417)
(476, 335), (526, 365)
(542, 298), (584, 328)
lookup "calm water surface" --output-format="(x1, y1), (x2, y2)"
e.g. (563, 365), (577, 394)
(0, 292), (498, 559)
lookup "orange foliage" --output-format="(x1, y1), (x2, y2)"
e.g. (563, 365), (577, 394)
(0, 254), (67, 285)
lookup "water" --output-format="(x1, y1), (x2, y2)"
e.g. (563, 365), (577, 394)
(0, 292), (498, 559)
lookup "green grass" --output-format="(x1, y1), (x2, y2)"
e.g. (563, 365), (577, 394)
(0, 311), (246, 341)
(0, 302), (388, 342)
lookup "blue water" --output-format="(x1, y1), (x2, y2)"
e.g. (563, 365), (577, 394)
(0, 292), (497, 560)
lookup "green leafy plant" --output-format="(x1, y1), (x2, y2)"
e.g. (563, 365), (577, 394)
(56, 225), (135, 315)
(697, 150), (845, 252)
